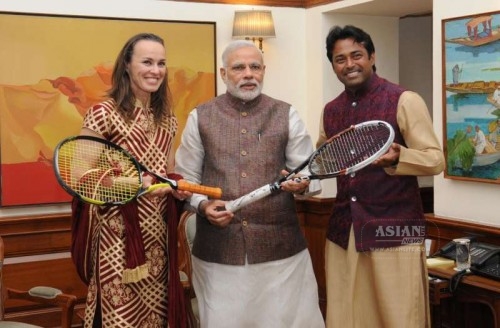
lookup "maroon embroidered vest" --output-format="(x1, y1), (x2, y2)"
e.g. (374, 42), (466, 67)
(192, 93), (307, 265)
(323, 74), (424, 251)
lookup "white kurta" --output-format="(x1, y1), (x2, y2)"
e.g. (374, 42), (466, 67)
(192, 249), (325, 328)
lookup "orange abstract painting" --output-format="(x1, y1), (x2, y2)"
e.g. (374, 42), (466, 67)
(0, 13), (216, 206)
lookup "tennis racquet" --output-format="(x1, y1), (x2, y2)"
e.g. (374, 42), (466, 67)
(54, 135), (222, 205)
(222, 120), (395, 212)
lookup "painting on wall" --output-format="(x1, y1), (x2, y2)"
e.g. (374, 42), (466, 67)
(0, 12), (216, 206)
(442, 11), (500, 184)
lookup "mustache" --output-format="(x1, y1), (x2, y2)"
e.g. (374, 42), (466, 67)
(238, 80), (259, 87)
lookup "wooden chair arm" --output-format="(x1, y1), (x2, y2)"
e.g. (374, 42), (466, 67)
(7, 287), (77, 328)
(179, 271), (191, 290)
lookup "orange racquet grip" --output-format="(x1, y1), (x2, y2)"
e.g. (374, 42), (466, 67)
(176, 179), (222, 199)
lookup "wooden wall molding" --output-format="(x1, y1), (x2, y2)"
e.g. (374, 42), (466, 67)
(0, 212), (72, 257)
(171, 0), (340, 9)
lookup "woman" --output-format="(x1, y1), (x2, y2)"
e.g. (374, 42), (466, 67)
(72, 33), (189, 327)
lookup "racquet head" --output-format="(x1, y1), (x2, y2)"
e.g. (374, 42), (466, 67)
(54, 136), (143, 205)
(308, 120), (395, 178)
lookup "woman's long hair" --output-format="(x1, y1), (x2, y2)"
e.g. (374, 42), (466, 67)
(108, 33), (173, 123)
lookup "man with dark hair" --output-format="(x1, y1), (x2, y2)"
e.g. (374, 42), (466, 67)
(319, 25), (444, 328)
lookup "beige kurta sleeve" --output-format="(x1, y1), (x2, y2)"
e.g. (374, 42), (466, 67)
(387, 91), (445, 176)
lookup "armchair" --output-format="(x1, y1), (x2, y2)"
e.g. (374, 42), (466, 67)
(178, 210), (199, 328)
(0, 236), (77, 328)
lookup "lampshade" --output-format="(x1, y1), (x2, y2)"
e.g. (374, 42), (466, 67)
(232, 10), (276, 39)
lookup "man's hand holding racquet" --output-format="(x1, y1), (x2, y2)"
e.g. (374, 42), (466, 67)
(279, 169), (310, 195)
(373, 143), (401, 168)
(200, 199), (235, 228)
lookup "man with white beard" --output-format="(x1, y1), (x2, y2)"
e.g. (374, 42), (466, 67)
(175, 40), (325, 328)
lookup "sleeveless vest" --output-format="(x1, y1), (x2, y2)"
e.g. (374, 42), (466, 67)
(323, 74), (424, 251)
(192, 93), (307, 265)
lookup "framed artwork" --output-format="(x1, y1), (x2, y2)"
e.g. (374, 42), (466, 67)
(0, 12), (216, 206)
(442, 11), (500, 183)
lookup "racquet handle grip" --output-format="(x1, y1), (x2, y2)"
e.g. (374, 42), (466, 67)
(176, 179), (222, 199)
(224, 184), (276, 213)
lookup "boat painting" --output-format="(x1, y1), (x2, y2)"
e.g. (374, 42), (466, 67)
(446, 81), (499, 94)
(452, 122), (500, 170)
(487, 96), (500, 109)
(472, 151), (500, 167)
(443, 11), (500, 183)
(445, 15), (500, 47)
(454, 149), (500, 169)
(455, 149), (500, 168)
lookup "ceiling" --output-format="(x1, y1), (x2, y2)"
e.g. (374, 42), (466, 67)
(330, 0), (432, 17)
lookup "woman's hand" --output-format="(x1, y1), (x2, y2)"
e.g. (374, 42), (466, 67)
(141, 174), (173, 198)
(172, 189), (192, 201)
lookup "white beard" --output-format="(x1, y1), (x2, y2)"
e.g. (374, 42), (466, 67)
(226, 80), (263, 102)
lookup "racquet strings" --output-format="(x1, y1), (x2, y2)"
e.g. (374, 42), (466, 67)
(57, 139), (141, 204)
(310, 123), (392, 175)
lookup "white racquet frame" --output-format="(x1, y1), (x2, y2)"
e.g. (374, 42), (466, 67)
(223, 120), (395, 213)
